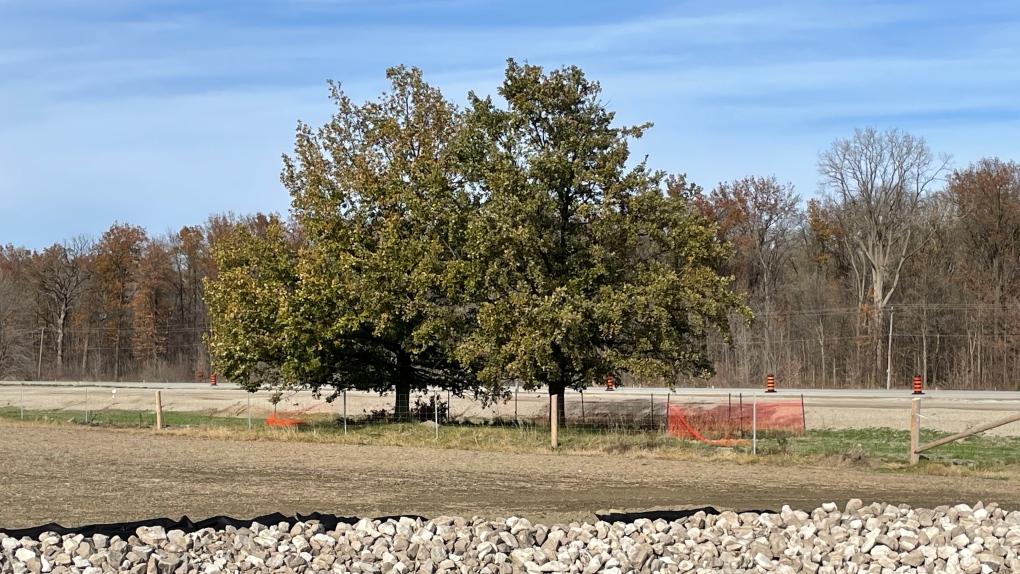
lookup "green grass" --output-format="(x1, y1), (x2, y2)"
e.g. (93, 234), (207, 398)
(3, 406), (1019, 475)
(0, 406), (262, 429)
(783, 428), (1020, 468)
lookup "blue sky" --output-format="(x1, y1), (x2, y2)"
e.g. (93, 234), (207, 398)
(2, 0), (1019, 249)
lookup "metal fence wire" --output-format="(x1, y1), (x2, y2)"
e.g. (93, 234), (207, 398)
(0, 384), (809, 439)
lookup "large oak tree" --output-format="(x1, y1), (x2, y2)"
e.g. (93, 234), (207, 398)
(456, 61), (746, 445)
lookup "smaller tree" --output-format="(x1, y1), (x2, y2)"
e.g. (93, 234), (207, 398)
(280, 66), (478, 419)
(207, 68), (478, 418)
(204, 214), (299, 392)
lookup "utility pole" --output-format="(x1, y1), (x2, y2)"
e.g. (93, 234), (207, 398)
(37, 327), (45, 380)
(886, 310), (894, 390)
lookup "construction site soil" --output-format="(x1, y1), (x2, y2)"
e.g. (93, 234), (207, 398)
(1, 422), (1016, 531)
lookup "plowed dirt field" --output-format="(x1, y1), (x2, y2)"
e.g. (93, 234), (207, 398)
(1, 422), (1016, 530)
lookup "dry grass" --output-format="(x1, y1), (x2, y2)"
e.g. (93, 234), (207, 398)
(4, 411), (1019, 482)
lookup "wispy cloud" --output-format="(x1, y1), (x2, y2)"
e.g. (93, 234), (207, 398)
(1, 0), (1019, 247)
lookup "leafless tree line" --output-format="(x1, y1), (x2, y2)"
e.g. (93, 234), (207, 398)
(2, 128), (1018, 389)
(699, 128), (1020, 390)
(0, 214), (272, 381)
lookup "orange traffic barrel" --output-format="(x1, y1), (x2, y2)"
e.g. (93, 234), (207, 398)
(606, 375), (615, 391)
(766, 374), (776, 393)
(210, 373), (217, 386)
(912, 375), (923, 395)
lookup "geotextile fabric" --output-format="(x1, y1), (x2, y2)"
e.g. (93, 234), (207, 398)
(1, 509), (778, 539)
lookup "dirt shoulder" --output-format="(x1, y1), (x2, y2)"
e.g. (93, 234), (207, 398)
(0, 421), (1016, 530)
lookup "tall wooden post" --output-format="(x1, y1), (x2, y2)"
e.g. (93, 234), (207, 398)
(886, 311), (894, 390)
(752, 393), (758, 455)
(37, 327), (45, 380)
(909, 397), (921, 464)
(514, 384), (519, 424)
(550, 392), (559, 448)
(155, 391), (164, 431)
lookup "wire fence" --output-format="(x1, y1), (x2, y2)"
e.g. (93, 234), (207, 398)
(3, 383), (1018, 437)
(0, 383), (812, 438)
(6, 383), (1020, 469)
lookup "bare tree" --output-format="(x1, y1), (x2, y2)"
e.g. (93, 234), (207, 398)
(703, 175), (800, 303)
(93, 224), (147, 381)
(0, 271), (34, 378)
(949, 159), (1020, 323)
(947, 158), (1020, 385)
(29, 236), (93, 375)
(818, 127), (950, 385)
(700, 175), (799, 376)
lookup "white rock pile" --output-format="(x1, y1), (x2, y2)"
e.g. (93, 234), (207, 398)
(2, 501), (1019, 574)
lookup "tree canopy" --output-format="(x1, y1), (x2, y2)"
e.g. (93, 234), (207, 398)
(207, 67), (479, 418)
(455, 61), (746, 437)
(202, 61), (746, 436)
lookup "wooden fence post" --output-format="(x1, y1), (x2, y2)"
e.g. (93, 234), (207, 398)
(550, 392), (559, 448)
(752, 393), (757, 455)
(800, 394), (807, 432)
(155, 390), (164, 431)
(909, 397), (921, 464)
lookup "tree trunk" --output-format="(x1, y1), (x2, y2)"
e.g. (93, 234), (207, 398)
(394, 379), (411, 422)
(56, 307), (66, 375)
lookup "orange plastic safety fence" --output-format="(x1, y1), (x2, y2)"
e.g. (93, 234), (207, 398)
(266, 413), (305, 427)
(667, 407), (749, 447)
(265, 401), (326, 427)
(667, 400), (804, 445)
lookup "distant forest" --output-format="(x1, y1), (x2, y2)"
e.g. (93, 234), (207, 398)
(2, 142), (1017, 390)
